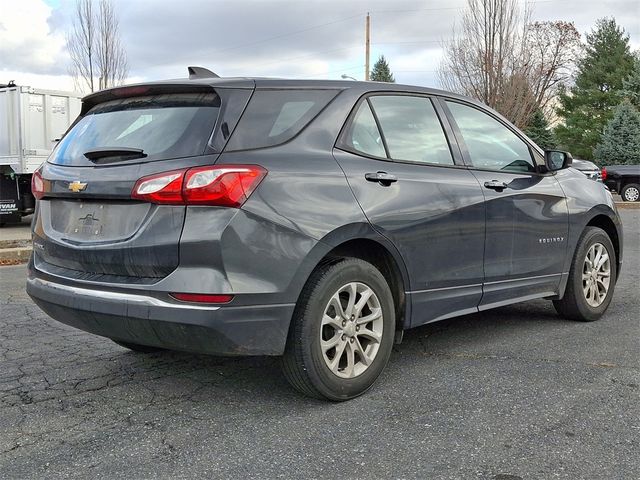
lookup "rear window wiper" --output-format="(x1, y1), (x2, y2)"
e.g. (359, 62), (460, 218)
(83, 147), (147, 163)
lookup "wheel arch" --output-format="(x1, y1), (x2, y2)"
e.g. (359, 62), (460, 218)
(287, 223), (411, 331)
(586, 214), (622, 280)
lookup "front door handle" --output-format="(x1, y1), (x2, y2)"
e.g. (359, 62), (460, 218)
(365, 171), (398, 186)
(484, 180), (508, 191)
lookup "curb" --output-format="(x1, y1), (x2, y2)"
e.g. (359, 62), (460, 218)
(0, 246), (32, 265)
(614, 202), (640, 209)
(0, 239), (31, 249)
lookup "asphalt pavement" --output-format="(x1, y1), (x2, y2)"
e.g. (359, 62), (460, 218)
(0, 211), (638, 479)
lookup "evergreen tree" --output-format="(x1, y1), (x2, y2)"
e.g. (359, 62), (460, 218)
(593, 102), (640, 165)
(621, 57), (640, 107)
(370, 55), (395, 82)
(554, 18), (635, 160)
(524, 110), (556, 149)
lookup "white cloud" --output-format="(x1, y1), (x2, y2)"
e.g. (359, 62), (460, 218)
(0, 0), (67, 75)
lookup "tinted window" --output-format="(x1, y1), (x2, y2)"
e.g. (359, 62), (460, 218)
(369, 96), (453, 165)
(446, 101), (535, 173)
(343, 101), (386, 158)
(226, 89), (338, 150)
(49, 93), (220, 166)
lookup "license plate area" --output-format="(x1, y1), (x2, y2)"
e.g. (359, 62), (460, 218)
(48, 200), (151, 243)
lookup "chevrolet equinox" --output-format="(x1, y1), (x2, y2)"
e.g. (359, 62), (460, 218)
(26, 68), (623, 400)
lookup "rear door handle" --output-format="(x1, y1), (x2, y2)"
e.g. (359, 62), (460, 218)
(484, 180), (508, 191)
(365, 171), (398, 186)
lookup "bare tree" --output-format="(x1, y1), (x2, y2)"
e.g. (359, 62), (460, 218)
(67, 0), (95, 92)
(96, 0), (128, 89)
(439, 0), (579, 128)
(67, 0), (128, 93)
(523, 21), (581, 117)
(439, 0), (529, 125)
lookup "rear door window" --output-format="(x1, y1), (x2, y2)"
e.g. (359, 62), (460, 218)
(49, 93), (220, 166)
(368, 95), (454, 165)
(225, 89), (339, 151)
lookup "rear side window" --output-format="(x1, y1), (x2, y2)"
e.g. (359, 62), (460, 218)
(369, 96), (454, 165)
(49, 93), (220, 166)
(225, 89), (338, 151)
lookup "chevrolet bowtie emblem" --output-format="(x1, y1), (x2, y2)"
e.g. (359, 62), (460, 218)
(68, 181), (88, 193)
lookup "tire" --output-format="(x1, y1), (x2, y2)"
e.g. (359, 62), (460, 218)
(112, 340), (164, 353)
(621, 183), (640, 202)
(282, 258), (395, 401)
(553, 227), (617, 322)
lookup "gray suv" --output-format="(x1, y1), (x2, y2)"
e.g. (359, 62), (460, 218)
(26, 69), (623, 400)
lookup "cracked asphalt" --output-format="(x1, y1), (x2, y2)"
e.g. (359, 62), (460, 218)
(0, 210), (638, 480)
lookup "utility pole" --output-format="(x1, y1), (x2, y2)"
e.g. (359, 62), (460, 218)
(365, 12), (370, 81)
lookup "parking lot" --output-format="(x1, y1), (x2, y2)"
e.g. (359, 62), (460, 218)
(0, 210), (638, 479)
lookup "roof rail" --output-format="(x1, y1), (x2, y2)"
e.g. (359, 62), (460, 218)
(188, 66), (219, 79)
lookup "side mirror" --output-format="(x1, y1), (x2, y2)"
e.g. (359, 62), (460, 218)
(544, 150), (573, 172)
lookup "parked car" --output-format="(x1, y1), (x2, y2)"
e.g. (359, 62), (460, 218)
(572, 158), (601, 181)
(26, 68), (623, 400)
(602, 165), (640, 201)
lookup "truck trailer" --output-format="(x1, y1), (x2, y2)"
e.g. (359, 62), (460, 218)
(0, 83), (81, 225)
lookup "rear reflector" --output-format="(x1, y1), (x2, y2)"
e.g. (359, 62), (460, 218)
(32, 170), (45, 200)
(170, 293), (234, 304)
(132, 165), (267, 207)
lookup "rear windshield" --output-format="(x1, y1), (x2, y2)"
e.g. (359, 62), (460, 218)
(225, 89), (338, 151)
(49, 93), (220, 166)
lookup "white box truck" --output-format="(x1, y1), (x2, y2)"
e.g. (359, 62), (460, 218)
(0, 82), (81, 225)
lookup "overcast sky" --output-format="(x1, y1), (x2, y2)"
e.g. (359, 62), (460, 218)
(1, 0), (639, 93)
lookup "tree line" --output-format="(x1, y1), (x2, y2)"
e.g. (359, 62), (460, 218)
(372, 1), (639, 166)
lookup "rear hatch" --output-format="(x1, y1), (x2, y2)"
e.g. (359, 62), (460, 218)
(32, 83), (253, 281)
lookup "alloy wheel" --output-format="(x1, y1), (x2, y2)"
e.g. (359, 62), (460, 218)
(320, 282), (384, 378)
(582, 242), (611, 307)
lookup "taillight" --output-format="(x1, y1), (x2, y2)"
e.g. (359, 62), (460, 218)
(131, 169), (184, 204)
(183, 165), (267, 207)
(131, 165), (267, 207)
(601, 167), (607, 181)
(31, 170), (45, 200)
(170, 293), (234, 304)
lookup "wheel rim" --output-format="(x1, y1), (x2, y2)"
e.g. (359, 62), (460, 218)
(320, 282), (384, 379)
(582, 242), (611, 307)
(624, 187), (639, 202)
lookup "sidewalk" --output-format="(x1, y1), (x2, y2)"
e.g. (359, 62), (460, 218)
(0, 215), (32, 242)
(0, 216), (32, 264)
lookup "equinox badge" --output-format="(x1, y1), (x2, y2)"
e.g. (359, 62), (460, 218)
(68, 181), (88, 193)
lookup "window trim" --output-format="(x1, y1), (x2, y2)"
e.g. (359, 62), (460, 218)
(335, 91), (466, 168)
(366, 97), (391, 159)
(437, 97), (551, 176)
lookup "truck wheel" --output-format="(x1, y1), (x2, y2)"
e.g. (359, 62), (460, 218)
(282, 258), (395, 401)
(553, 227), (616, 322)
(112, 340), (164, 353)
(621, 183), (640, 202)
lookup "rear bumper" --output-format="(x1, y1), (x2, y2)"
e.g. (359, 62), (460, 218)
(26, 275), (295, 356)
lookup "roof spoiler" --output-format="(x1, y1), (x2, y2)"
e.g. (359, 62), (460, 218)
(188, 66), (219, 79)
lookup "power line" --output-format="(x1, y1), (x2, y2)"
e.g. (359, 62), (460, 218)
(202, 12), (364, 57)
(251, 46), (359, 69)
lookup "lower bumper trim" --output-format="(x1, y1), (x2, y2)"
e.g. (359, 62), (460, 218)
(26, 276), (295, 356)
